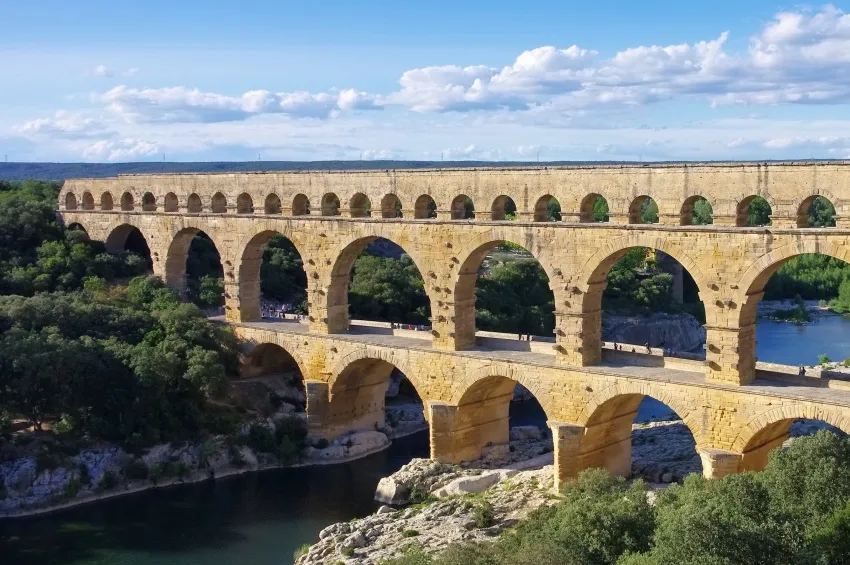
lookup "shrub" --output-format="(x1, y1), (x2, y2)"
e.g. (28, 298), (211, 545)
(472, 501), (494, 528)
(402, 529), (420, 538)
(341, 547), (355, 557)
(64, 477), (82, 499)
(293, 542), (311, 561)
(408, 485), (432, 504)
(123, 458), (149, 481)
(819, 353), (832, 365)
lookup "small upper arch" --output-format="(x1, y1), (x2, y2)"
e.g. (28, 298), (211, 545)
(735, 194), (774, 227)
(120, 191), (134, 211)
(141, 192), (157, 211)
(264, 193), (281, 214)
(82, 192), (95, 210)
(628, 195), (658, 224)
(414, 194), (437, 219)
(680, 195), (714, 225)
(64, 192), (78, 210)
(100, 192), (114, 211)
(580, 193), (609, 223)
(211, 192), (228, 213)
(237, 192), (254, 214)
(164, 192), (179, 212)
(490, 195), (516, 221)
(292, 194), (310, 216)
(187, 193), (203, 213)
(321, 192), (341, 216)
(534, 194), (560, 222)
(451, 194), (475, 220)
(796, 194), (837, 228)
(348, 193), (371, 217)
(380, 193), (403, 218)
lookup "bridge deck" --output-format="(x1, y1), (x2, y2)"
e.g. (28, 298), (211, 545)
(215, 316), (850, 410)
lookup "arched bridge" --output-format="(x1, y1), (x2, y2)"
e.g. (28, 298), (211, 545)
(59, 162), (850, 488)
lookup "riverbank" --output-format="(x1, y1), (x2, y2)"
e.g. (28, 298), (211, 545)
(0, 404), (428, 520)
(296, 416), (833, 565)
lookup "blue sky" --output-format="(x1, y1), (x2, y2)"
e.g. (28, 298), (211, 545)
(3, 1), (850, 162)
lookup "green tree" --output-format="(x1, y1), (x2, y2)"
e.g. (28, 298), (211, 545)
(692, 198), (713, 225)
(808, 196), (836, 228)
(547, 198), (562, 221)
(640, 199), (658, 224)
(593, 196), (609, 222)
(349, 254), (430, 325)
(747, 197), (772, 227)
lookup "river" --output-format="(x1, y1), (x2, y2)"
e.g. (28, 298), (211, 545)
(3, 316), (850, 565)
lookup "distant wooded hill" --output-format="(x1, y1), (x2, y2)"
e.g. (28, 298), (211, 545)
(1, 159), (832, 181)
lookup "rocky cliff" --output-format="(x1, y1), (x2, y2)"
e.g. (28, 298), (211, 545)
(602, 312), (705, 353)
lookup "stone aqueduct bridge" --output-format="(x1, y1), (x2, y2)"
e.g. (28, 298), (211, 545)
(59, 162), (850, 488)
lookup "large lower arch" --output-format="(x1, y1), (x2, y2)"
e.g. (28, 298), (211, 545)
(323, 234), (432, 334)
(438, 365), (552, 463)
(320, 354), (425, 440)
(577, 385), (701, 479)
(734, 405), (850, 472)
(235, 229), (307, 322)
(241, 342), (307, 412)
(105, 222), (151, 256)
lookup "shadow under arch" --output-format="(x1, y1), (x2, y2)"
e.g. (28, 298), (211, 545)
(100, 192), (114, 211)
(628, 195), (658, 224)
(452, 233), (560, 349)
(82, 192), (95, 211)
(324, 234), (433, 333)
(579, 390), (701, 479)
(380, 194), (402, 218)
(734, 405), (850, 472)
(104, 222), (153, 268)
(533, 194), (560, 222)
(442, 370), (552, 463)
(451, 194), (475, 219)
(241, 342), (307, 412)
(235, 228), (308, 322)
(322, 355), (427, 441)
(414, 194), (437, 219)
(237, 193), (254, 214)
(164, 192), (179, 212)
(142, 192), (157, 211)
(292, 194), (310, 216)
(576, 234), (708, 366)
(491, 195), (516, 221)
(264, 194), (281, 214)
(348, 193), (371, 217)
(64, 192), (78, 210)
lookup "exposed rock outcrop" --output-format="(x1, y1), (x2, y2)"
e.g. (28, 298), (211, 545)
(602, 312), (706, 353)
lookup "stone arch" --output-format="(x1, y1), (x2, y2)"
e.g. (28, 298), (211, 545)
(348, 193), (371, 217)
(235, 227), (307, 322)
(164, 192), (179, 212)
(443, 365), (554, 463)
(628, 195), (657, 224)
(579, 193), (608, 222)
(680, 195), (713, 225)
(242, 341), (308, 381)
(64, 192), (78, 210)
(451, 194), (475, 219)
(733, 404), (850, 472)
(187, 193), (203, 213)
(323, 353), (425, 440)
(100, 192), (114, 211)
(67, 222), (88, 235)
(735, 194), (775, 227)
(141, 192), (157, 211)
(292, 194), (310, 216)
(104, 221), (153, 260)
(237, 192), (254, 214)
(796, 193), (837, 228)
(164, 225), (227, 296)
(120, 191), (134, 211)
(81, 192), (95, 211)
(534, 194), (559, 222)
(577, 386), (701, 478)
(321, 192), (341, 216)
(328, 347), (418, 397)
(490, 195), (516, 221)
(264, 193), (281, 214)
(211, 192), (227, 213)
(323, 232), (433, 333)
(380, 194), (403, 218)
(414, 194), (437, 219)
(574, 233), (710, 366)
(451, 231), (561, 349)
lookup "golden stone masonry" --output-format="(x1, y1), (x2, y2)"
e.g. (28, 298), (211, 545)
(59, 162), (850, 488)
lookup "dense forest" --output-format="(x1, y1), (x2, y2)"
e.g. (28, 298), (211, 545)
(0, 180), (241, 448)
